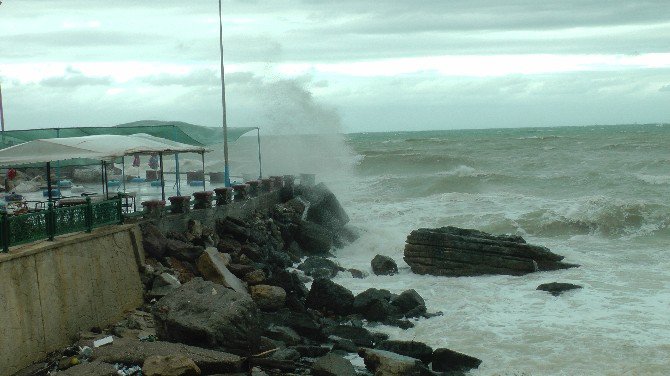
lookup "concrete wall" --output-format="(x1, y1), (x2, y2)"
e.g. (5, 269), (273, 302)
(0, 225), (145, 376)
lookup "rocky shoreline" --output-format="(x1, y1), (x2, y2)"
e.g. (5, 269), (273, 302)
(16, 182), (578, 376)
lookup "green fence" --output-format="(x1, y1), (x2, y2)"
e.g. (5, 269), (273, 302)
(1, 195), (123, 252)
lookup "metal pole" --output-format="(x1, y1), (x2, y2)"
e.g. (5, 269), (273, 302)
(256, 127), (262, 179)
(0, 82), (5, 134)
(218, 0), (231, 187)
(122, 156), (126, 194)
(46, 162), (53, 202)
(101, 161), (106, 198)
(103, 161), (108, 199)
(174, 126), (181, 195)
(201, 152), (206, 192)
(159, 152), (165, 202)
(55, 128), (60, 185)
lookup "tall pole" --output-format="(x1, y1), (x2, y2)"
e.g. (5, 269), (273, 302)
(0, 82), (5, 134)
(218, 0), (231, 187)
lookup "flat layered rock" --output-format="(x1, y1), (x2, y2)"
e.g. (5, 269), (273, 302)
(404, 226), (578, 277)
(88, 337), (243, 374)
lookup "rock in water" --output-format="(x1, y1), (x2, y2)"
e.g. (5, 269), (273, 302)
(298, 256), (341, 279)
(302, 183), (350, 232)
(431, 347), (482, 373)
(404, 226), (578, 277)
(306, 278), (354, 315)
(358, 348), (429, 376)
(375, 340), (433, 364)
(537, 282), (583, 296)
(371, 254), (398, 275)
(153, 278), (260, 354)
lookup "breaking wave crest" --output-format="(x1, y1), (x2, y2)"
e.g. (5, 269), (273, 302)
(516, 196), (670, 237)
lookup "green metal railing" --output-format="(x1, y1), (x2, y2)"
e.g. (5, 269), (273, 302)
(0, 194), (124, 252)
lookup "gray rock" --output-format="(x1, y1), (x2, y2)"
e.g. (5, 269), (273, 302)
(165, 239), (205, 261)
(196, 248), (249, 296)
(404, 226), (578, 276)
(303, 183), (350, 232)
(537, 282), (583, 296)
(324, 325), (374, 347)
(312, 353), (356, 376)
(264, 325), (302, 346)
(329, 336), (358, 353)
(271, 348), (301, 361)
(298, 256), (341, 279)
(141, 223), (167, 258)
(376, 340), (433, 364)
(153, 278), (261, 354)
(306, 278), (354, 315)
(250, 285), (286, 311)
(295, 220), (333, 254)
(391, 289), (426, 318)
(432, 347), (482, 373)
(371, 254), (398, 276)
(358, 348), (429, 376)
(353, 288), (395, 321)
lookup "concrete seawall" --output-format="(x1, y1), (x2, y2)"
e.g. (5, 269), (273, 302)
(0, 224), (145, 375)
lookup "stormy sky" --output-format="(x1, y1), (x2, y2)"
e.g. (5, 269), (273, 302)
(1, 0), (669, 133)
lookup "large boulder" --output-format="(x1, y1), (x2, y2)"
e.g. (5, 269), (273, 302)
(141, 223), (168, 258)
(295, 220), (333, 254)
(353, 288), (395, 322)
(215, 217), (250, 242)
(324, 325), (375, 347)
(250, 285), (286, 312)
(431, 347), (482, 373)
(371, 255), (398, 276)
(311, 353), (356, 376)
(196, 248), (248, 296)
(358, 348), (429, 376)
(391, 289), (426, 318)
(153, 278), (261, 354)
(142, 355), (201, 376)
(404, 226), (578, 276)
(302, 183), (350, 232)
(306, 278), (354, 315)
(375, 340), (433, 364)
(165, 239), (205, 262)
(298, 256), (341, 279)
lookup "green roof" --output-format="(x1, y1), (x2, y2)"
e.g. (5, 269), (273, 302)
(0, 120), (257, 149)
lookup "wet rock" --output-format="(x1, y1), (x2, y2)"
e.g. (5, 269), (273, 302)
(348, 268), (367, 279)
(227, 263), (256, 279)
(153, 278), (260, 355)
(376, 340), (433, 364)
(270, 348), (301, 362)
(306, 278), (354, 315)
(312, 353), (356, 376)
(216, 217), (250, 242)
(164, 257), (197, 284)
(371, 255), (398, 276)
(536, 282), (583, 296)
(329, 336), (358, 353)
(244, 269), (266, 285)
(264, 325), (302, 346)
(88, 337), (243, 374)
(391, 289), (426, 318)
(353, 288), (395, 322)
(295, 220), (333, 255)
(142, 223), (168, 258)
(266, 270), (309, 299)
(404, 226), (579, 276)
(217, 236), (242, 254)
(324, 325), (374, 347)
(358, 348), (429, 376)
(262, 309), (324, 341)
(303, 183), (350, 232)
(293, 345), (330, 358)
(298, 256), (341, 279)
(142, 354), (201, 376)
(149, 272), (181, 298)
(431, 347), (482, 373)
(196, 248), (248, 296)
(250, 285), (286, 312)
(165, 239), (205, 262)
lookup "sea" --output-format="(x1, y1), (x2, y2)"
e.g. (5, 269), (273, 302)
(305, 124), (670, 376)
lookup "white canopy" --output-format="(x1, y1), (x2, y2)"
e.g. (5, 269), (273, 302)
(0, 134), (210, 166)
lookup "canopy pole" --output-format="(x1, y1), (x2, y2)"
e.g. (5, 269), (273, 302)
(218, 0), (231, 187)
(122, 157), (126, 194)
(103, 161), (108, 199)
(55, 128), (60, 185)
(174, 126), (181, 195)
(101, 161), (106, 198)
(159, 152), (165, 202)
(201, 152), (206, 192)
(46, 162), (53, 202)
(256, 127), (262, 179)
(1, 82), (6, 145)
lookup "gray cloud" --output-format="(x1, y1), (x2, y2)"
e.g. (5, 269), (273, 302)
(660, 84), (670, 92)
(40, 67), (112, 88)
(140, 69), (219, 87)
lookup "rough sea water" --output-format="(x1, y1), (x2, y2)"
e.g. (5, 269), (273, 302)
(321, 124), (670, 375)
